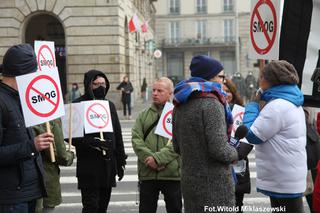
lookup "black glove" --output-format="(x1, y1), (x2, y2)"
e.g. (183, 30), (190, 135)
(89, 138), (105, 151)
(117, 165), (125, 181)
(89, 138), (112, 158)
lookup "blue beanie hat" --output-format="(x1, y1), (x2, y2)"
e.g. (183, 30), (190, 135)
(190, 55), (224, 80)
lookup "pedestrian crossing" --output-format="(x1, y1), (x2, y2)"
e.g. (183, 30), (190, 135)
(56, 126), (308, 213)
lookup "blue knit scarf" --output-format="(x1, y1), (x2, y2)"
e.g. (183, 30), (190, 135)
(173, 77), (233, 128)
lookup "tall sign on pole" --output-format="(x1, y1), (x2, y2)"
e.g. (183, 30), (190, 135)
(249, 0), (283, 60)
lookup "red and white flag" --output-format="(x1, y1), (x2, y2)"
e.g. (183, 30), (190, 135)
(141, 20), (149, 33)
(128, 14), (141, 33)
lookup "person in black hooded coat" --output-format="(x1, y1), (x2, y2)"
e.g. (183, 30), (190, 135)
(72, 69), (127, 213)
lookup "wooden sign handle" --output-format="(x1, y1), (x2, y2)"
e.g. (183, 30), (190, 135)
(46, 122), (56, 162)
(68, 104), (73, 151)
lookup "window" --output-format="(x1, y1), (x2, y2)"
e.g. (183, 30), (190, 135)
(167, 53), (184, 85)
(196, 0), (207, 13)
(169, 21), (180, 44)
(224, 0), (234, 12)
(169, 0), (180, 14)
(220, 51), (236, 76)
(196, 20), (207, 41)
(224, 19), (234, 42)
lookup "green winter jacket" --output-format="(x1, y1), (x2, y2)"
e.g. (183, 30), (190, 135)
(132, 104), (181, 181)
(33, 118), (74, 209)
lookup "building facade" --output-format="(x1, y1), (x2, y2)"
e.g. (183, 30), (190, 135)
(0, 0), (157, 106)
(154, 0), (259, 84)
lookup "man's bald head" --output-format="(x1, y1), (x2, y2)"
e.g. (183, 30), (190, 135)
(152, 77), (174, 106)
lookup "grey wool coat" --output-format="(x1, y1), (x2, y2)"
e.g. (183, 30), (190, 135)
(173, 97), (238, 213)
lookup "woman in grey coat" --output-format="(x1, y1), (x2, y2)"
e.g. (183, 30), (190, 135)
(172, 55), (238, 213)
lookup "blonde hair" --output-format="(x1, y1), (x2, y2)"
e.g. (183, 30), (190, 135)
(155, 77), (174, 92)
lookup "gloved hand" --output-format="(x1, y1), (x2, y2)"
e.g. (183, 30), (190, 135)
(91, 138), (114, 161)
(117, 165), (125, 181)
(89, 138), (105, 151)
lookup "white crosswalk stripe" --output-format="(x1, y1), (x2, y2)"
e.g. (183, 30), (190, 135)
(56, 126), (308, 212)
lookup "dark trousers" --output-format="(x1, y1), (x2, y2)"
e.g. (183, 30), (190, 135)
(306, 193), (315, 213)
(235, 193), (244, 213)
(122, 102), (131, 116)
(0, 200), (37, 213)
(139, 180), (182, 213)
(270, 197), (304, 213)
(81, 187), (112, 213)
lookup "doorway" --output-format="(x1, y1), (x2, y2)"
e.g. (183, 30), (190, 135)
(25, 14), (67, 95)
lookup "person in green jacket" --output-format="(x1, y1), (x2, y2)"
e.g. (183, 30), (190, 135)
(132, 77), (182, 213)
(33, 118), (75, 213)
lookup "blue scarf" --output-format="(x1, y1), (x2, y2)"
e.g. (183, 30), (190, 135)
(261, 84), (304, 106)
(174, 77), (233, 128)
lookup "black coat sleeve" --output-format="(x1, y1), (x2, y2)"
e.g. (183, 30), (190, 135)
(116, 82), (124, 90)
(109, 101), (127, 167)
(0, 111), (37, 166)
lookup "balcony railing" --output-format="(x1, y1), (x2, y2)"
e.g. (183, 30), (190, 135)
(162, 37), (236, 47)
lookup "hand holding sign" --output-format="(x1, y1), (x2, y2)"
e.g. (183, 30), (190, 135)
(34, 132), (54, 151)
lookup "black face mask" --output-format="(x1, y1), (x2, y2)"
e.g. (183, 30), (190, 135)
(93, 86), (106, 99)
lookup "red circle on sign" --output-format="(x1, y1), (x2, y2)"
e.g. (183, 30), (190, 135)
(37, 44), (56, 71)
(250, 0), (277, 55)
(86, 103), (110, 129)
(162, 110), (173, 136)
(25, 75), (60, 117)
(232, 112), (244, 133)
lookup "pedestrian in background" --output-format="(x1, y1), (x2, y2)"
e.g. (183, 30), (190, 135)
(33, 118), (74, 213)
(65, 83), (81, 103)
(243, 60), (307, 213)
(117, 76), (133, 120)
(223, 78), (253, 213)
(0, 44), (54, 212)
(72, 70), (127, 213)
(172, 55), (238, 213)
(132, 77), (182, 213)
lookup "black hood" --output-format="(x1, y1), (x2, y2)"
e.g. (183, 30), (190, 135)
(83, 69), (110, 99)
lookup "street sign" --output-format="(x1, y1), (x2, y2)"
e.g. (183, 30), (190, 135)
(34, 41), (56, 72)
(249, 0), (283, 60)
(83, 100), (113, 134)
(154, 49), (162, 58)
(61, 103), (84, 139)
(16, 68), (65, 127)
(155, 102), (174, 139)
(231, 104), (248, 143)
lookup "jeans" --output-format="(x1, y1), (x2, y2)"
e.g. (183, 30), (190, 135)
(81, 187), (112, 213)
(0, 200), (37, 213)
(139, 180), (182, 213)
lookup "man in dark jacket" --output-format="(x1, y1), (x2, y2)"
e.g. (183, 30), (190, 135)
(73, 69), (127, 213)
(117, 76), (133, 119)
(0, 44), (54, 212)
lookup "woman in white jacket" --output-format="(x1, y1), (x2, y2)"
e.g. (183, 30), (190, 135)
(243, 60), (307, 213)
